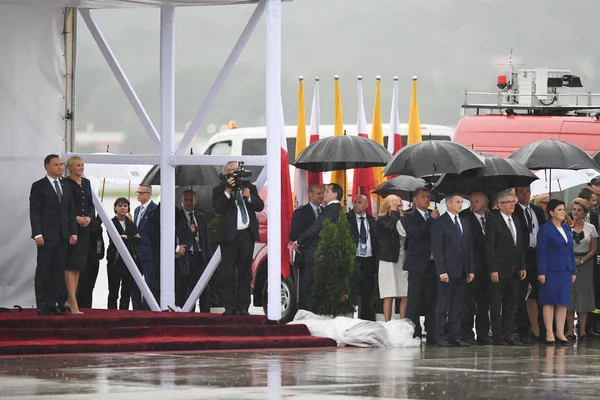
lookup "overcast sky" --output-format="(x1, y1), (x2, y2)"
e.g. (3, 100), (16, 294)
(74, 0), (600, 153)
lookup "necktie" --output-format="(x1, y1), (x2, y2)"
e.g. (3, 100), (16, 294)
(424, 211), (429, 221)
(525, 207), (533, 233)
(189, 212), (200, 252)
(236, 190), (248, 224)
(316, 206), (322, 217)
(53, 180), (62, 204)
(359, 216), (367, 244)
(480, 216), (486, 231)
(508, 217), (517, 244)
(454, 216), (462, 236)
(136, 206), (145, 227)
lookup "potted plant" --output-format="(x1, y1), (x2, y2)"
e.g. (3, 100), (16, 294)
(309, 214), (357, 317)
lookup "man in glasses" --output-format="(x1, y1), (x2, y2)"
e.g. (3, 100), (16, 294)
(133, 184), (157, 309)
(485, 190), (527, 345)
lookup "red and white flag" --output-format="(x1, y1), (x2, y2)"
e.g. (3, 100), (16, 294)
(307, 78), (323, 187)
(352, 77), (376, 215)
(280, 115), (293, 279)
(388, 76), (403, 155)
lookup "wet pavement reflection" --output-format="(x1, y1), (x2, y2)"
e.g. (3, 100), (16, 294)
(1, 341), (600, 399)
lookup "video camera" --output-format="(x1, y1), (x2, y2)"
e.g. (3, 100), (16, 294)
(220, 161), (252, 189)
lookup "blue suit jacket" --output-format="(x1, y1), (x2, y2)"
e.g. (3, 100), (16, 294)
(536, 222), (576, 276)
(134, 200), (157, 261)
(431, 212), (475, 278)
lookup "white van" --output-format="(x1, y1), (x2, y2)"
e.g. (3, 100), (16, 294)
(201, 123), (454, 159)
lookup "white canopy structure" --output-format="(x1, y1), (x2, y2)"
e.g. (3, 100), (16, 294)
(0, 0), (283, 320)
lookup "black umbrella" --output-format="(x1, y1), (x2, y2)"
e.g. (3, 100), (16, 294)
(371, 176), (429, 200)
(383, 141), (486, 178)
(141, 165), (222, 186)
(432, 154), (539, 196)
(293, 135), (391, 172)
(508, 139), (600, 170)
(594, 149), (600, 166)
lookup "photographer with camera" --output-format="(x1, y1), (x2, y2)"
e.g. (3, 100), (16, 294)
(212, 161), (264, 315)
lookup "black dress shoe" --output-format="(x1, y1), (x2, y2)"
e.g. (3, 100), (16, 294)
(237, 310), (250, 316)
(556, 339), (571, 346)
(493, 338), (507, 346)
(55, 305), (67, 315)
(520, 334), (534, 345)
(425, 338), (436, 345)
(478, 337), (494, 345)
(544, 340), (556, 346)
(435, 340), (452, 347)
(505, 336), (523, 346)
(449, 339), (471, 347)
(222, 310), (236, 316)
(37, 308), (55, 316)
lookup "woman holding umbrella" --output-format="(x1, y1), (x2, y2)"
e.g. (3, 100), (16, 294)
(536, 199), (577, 345)
(377, 195), (408, 322)
(566, 198), (598, 340)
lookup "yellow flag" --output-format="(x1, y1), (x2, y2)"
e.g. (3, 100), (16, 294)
(371, 77), (384, 188)
(407, 76), (422, 144)
(293, 77), (308, 207)
(330, 75), (347, 206)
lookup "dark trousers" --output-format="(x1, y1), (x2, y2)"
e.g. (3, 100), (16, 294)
(461, 276), (491, 341)
(490, 276), (519, 340)
(356, 256), (377, 321)
(516, 249), (541, 335)
(107, 263), (132, 310)
(136, 256), (153, 310)
(587, 262), (600, 331)
(406, 261), (437, 340)
(436, 277), (466, 342)
(298, 250), (316, 311)
(189, 252), (211, 312)
(35, 239), (68, 310)
(76, 257), (100, 309)
(219, 228), (254, 313)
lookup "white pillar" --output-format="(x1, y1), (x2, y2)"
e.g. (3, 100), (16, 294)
(265, 0), (283, 321)
(159, 5), (176, 309)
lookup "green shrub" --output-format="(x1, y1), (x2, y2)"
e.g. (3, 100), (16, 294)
(309, 213), (357, 316)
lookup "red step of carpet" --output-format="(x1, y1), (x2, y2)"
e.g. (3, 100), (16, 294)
(0, 309), (335, 355)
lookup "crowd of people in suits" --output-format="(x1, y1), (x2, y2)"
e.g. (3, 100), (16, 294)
(290, 177), (600, 347)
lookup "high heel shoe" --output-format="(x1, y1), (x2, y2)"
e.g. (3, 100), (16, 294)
(65, 302), (84, 315)
(556, 338), (570, 346)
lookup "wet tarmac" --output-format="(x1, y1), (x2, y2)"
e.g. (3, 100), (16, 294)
(1, 341), (600, 399)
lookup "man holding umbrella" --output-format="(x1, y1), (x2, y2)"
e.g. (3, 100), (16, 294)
(403, 187), (440, 344)
(513, 185), (547, 343)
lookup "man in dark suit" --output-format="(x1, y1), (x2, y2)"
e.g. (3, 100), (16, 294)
(513, 185), (547, 343)
(133, 184), (158, 309)
(290, 184), (324, 243)
(460, 192), (493, 345)
(292, 183), (344, 311)
(179, 190), (212, 312)
(347, 194), (380, 321)
(212, 161), (264, 315)
(485, 190), (527, 345)
(578, 186), (600, 335)
(29, 154), (78, 315)
(403, 187), (440, 344)
(431, 194), (475, 347)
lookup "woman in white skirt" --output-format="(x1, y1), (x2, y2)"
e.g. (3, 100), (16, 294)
(377, 195), (408, 322)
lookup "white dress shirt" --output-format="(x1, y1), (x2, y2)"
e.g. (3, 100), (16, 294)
(46, 175), (62, 196)
(354, 212), (373, 257)
(473, 211), (486, 234)
(556, 225), (568, 242)
(224, 189), (250, 230)
(500, 212), (517, 244)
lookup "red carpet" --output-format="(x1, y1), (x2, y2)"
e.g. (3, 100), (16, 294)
(0, 309), (335, 355)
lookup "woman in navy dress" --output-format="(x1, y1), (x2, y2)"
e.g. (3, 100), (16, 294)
(537, 199), (576, 345)
(65, 156), (95, 315)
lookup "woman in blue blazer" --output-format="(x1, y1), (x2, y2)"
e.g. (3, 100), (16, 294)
(537, 199), (577, 345)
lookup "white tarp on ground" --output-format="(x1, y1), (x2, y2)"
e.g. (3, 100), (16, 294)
(290, 310), (421, 348)
(0, 5), (66, 307)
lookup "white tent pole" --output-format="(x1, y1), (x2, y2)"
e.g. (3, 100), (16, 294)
(265, 0), (283, 321)
(79, 9), (161, 152)
(65, 152), (160, 165)
(159, 4), (176, 310)
(175, 0), (266, 155)
(171, 154), (266, 166)
(91, 189), (160, 311)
